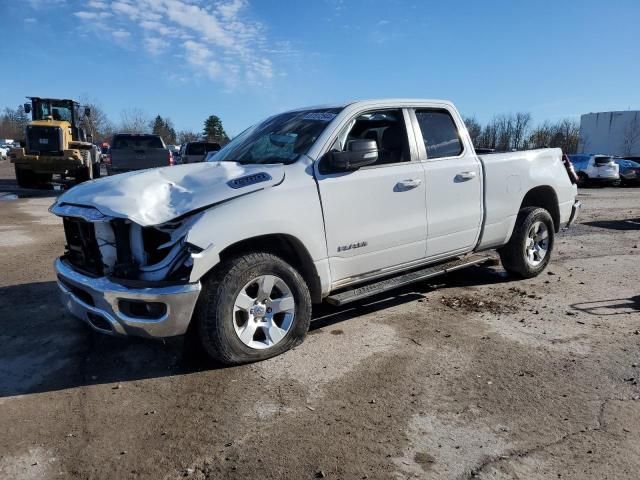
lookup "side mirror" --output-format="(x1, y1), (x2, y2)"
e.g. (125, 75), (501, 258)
(326, 139), (378, 171)
(84, 107), (91, 117)
(24, 103), (31, 114)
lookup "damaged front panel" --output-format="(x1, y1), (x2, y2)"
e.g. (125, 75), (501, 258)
(52, 203), (204, 284)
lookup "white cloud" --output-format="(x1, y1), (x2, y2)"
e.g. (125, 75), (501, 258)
(74, 11), (112, 19)
(76, 0), (279, 88)
(24, 17), (37, 23)
(88, 0), (109, 8)
(145, 37), (169, 55)
(87, 0), (109, 10)
(27, 0), (66, 8)
(112, 29), (131, 39)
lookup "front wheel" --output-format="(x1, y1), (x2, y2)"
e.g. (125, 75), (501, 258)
(193, 252), (312, 365)
(499, 207), (555, 279)
(15, 166), (36, 188)
(74, 165), (91, 184)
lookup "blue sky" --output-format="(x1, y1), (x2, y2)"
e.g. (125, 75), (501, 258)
(1, 0), (639, 136)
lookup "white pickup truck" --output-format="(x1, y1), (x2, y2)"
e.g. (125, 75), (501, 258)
(50, 99), (580, 364)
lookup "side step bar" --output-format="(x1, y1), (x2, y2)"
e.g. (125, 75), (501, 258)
(326, 254), (492, 306)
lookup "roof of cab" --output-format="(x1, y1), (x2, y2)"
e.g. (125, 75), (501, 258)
(286, 98), (454, 113)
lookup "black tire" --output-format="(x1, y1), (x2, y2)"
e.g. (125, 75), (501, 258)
(499, 207), (555, 279)
(35, 173), (52, 187)
(75, 165), (91, 184)
(15, 166), (37, 188)
(92, 162), (101, 179)
(193, 252), (312, 365)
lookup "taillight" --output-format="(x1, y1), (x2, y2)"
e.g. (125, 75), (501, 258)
(104, 153), (111, 165)
(169, 151), (174, 166)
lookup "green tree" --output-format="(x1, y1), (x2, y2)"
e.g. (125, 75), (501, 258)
(151, 115), (177, 145)
(203, 115), (228, 144)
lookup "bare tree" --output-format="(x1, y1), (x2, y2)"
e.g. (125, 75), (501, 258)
(529, 121), (553, 149)
(479, 117), (499, 149)
(463, 116), (482, 147)
(622, 112), (640, 156)
(495, 115), (513, 151)
(0, 105), (30, 140)
(78, 97), (113, 143)
(512, 112), (532, 150)
(551, 118), (580, 153)
(177, 130), (201, 144)
(119, 108), (150, 134)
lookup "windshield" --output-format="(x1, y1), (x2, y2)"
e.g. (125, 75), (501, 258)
(212, 108), (343, 165)
(33, 100), (74, 122)
(594, 156), (612, 165)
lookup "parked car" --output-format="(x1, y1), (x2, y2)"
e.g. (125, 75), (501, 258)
(0, 145), (8, 159)
(179, 141), (221, 164)
(105, 133), (173, 175)
(50, 99), (579, 365)
(613, 158), (640, 185)
(568, 154), (619, 186)
(99, 143), (110, 162)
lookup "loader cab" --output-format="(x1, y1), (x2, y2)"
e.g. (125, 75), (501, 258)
(25, 97), (90, 142)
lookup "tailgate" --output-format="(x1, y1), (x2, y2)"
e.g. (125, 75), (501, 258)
(110, 148), (169, 170)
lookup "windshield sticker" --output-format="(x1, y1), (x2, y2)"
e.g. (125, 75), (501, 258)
(302, 112), (337, 121)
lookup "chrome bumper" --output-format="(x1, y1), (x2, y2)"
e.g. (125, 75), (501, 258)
(55, 258), (201, 338)
(567, 200), (581, 226)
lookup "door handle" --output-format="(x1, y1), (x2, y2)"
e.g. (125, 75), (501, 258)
(455, 171), (476, 182)
(395, 178), (422, 191)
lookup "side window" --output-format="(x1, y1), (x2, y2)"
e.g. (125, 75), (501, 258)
(333, 109), (410, 165)
(414, 109), (463, 159)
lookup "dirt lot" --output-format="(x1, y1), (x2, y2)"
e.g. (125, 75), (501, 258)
(1, 158), (639, 479)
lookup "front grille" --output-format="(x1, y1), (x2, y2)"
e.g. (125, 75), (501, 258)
(62, 217), (104, 276)
(26, 125), (62, 154)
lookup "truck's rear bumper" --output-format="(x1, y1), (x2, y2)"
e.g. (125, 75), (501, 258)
(567, 200), (581, 227)
(55, 258), (201, 338)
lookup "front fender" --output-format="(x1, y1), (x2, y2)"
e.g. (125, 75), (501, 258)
(184, 167), (328, 284)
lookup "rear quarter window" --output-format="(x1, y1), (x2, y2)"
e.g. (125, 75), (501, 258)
(414, 109), (463, 159)
(112, 135), (164, 149)
(186, 143), (206, 155)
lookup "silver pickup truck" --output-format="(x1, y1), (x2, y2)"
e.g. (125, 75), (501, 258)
(106, 133), (173, 175)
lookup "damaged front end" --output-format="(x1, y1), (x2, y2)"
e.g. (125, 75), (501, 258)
(50, 202), (203, 338)
(52, 203), (202, 285)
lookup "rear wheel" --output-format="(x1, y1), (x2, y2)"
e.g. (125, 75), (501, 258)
(499, 207), (555, 279)
(193, 252), (312, 365)
(15, 166), (37, 188)
(92, 162), (101, 179)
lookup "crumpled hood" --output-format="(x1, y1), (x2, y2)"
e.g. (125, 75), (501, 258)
(54, 162), (285, 226)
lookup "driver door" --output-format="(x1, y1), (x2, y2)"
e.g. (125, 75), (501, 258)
(315, 108), (427, 284)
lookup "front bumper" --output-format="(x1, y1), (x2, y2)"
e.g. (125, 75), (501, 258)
(11, 148), (87, 174)
(567, 200), (581, 227)
(55, 258), (201, 338)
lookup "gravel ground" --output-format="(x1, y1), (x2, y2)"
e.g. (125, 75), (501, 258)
(1, 158), (639, 479)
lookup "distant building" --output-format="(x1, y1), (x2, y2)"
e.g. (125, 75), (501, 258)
(578, 111), (640, 157)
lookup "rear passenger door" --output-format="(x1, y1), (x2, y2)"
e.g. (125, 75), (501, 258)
(409, 107), (483, 259)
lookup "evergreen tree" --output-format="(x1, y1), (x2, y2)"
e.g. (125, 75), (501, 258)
(203, 115), (228, 143)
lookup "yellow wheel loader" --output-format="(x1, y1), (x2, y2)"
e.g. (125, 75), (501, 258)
(10, 97), (100, 188)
